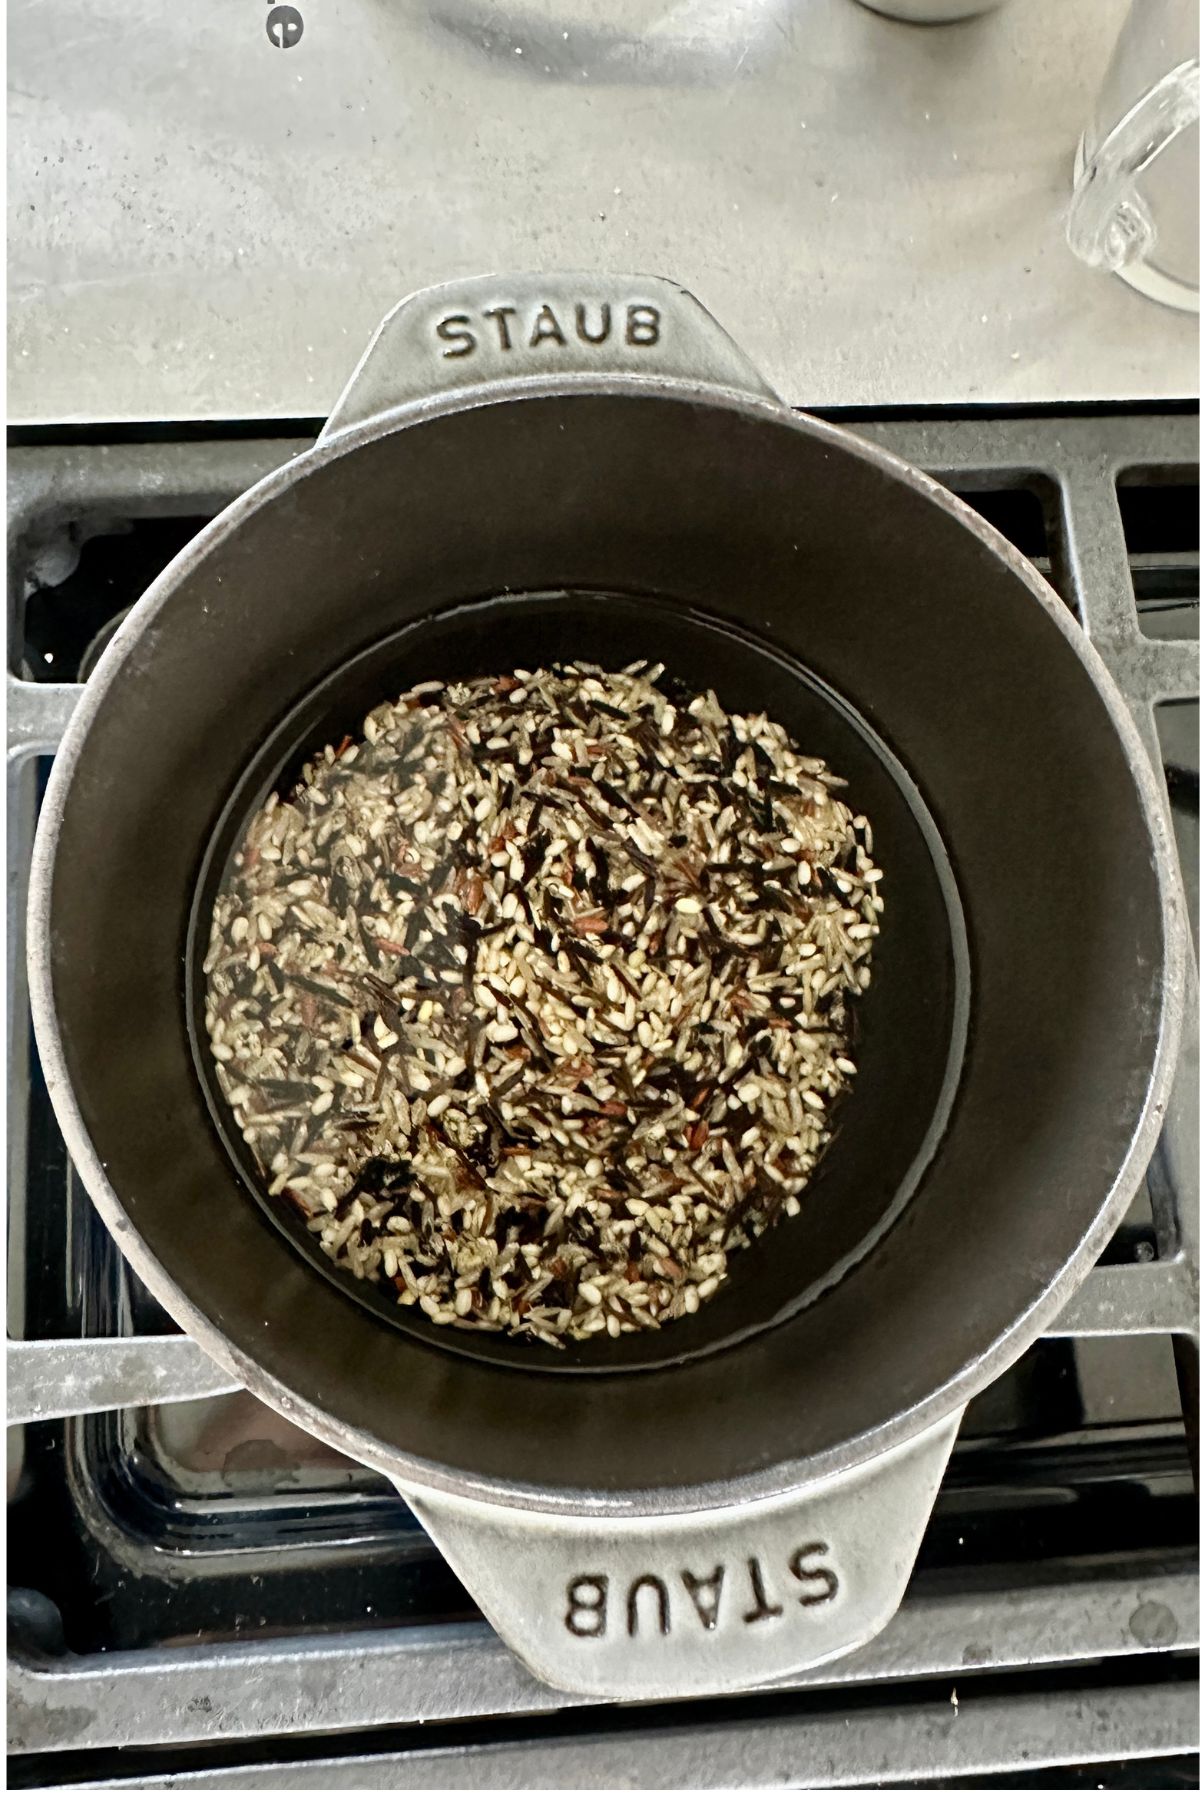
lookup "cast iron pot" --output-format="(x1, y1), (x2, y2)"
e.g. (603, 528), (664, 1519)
(28, 274), (1185, 1698)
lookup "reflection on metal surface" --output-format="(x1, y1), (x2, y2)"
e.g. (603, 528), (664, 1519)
(146, 1389), (365, 1499)
(429, 0), (798, 87)
(7, 1338), (238, 1427)
(58, 1678), (1200, 1788)
(1048, 1260), (1197, 1339)
(1160, 701), (1199, 953)
(8, 1573), (1198, 1758)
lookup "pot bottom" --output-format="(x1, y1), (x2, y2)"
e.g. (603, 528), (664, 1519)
(187, 589), (969, 1376)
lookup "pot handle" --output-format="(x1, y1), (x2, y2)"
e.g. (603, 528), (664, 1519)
(319, 272), (778, 441)
(391, 1410), (962, 1700)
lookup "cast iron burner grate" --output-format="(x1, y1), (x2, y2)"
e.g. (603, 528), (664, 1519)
(6, 413), (1198, 1788)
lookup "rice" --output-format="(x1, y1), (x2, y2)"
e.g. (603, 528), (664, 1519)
(203, 661), (882, 1346)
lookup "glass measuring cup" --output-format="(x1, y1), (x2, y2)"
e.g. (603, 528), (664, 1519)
(1067, 0), (1199, 313)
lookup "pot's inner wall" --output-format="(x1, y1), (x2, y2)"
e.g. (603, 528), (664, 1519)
(188, 590), (966, 1375)
(46, 391), (1166, 1497)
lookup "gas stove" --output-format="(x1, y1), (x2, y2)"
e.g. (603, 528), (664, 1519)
(7, 409), (1198, 1787)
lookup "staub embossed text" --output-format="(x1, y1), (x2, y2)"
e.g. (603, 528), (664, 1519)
(564, 1543), (840, 1640)
(435, 301), (662, 359)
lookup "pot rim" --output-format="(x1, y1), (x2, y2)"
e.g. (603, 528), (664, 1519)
(26, 373), (1188, 1518)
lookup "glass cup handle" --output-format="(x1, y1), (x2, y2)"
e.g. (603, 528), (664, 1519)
(1067, 56), (1200, 272)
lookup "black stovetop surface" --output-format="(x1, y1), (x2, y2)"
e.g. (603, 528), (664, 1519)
(8, 412), (1197, 1788)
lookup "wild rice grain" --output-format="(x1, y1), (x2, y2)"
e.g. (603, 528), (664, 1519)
(205, 662), (881, 1347)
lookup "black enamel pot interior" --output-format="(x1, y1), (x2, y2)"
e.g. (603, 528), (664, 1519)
(187, 588), (965, 1375)
(36, 387), (1168, 1500)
